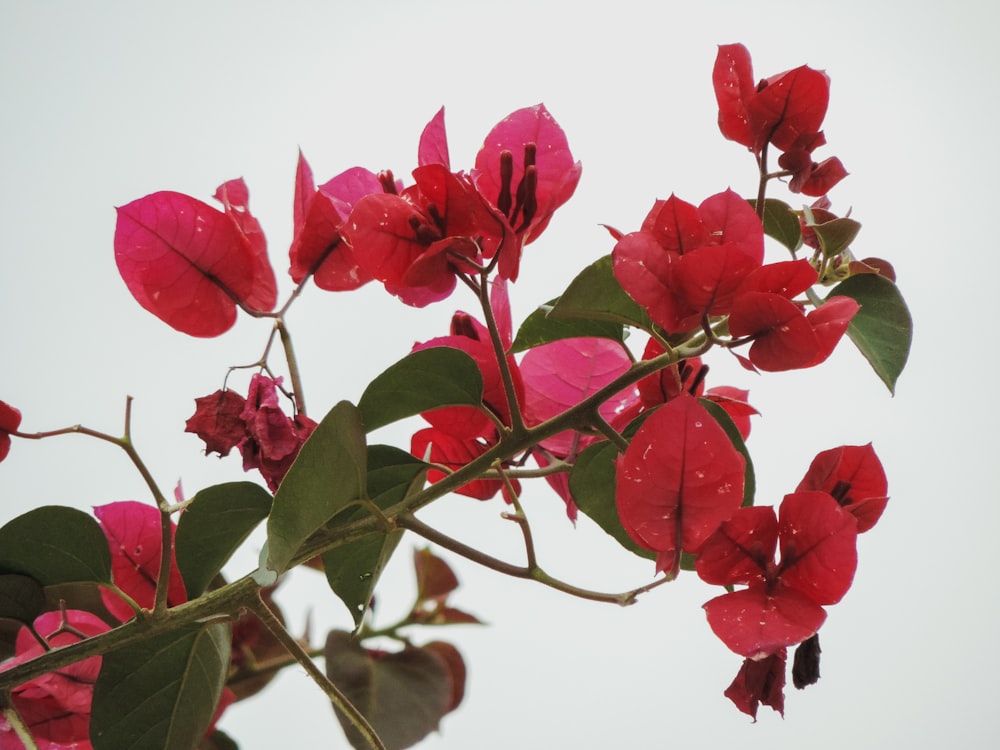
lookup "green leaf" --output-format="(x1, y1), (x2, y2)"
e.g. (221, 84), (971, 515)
(325, 630), (454, 750)
(0, 574), (45, 625)
(750, 198), (802, 252)
(200, 730), (240, 750)
(323, 445), (428, 627)
(91, 622), (231, 750)
(510, 298), (626, 353)
(549, 254), (653, 330)
(323, 532), (404, 629)
(267, 401), (367, 574)
(570, 441), (654, 562)
(827, 274), (912, 394)
(364, 445), (430, 512)
(358, 348), (483, 433)
(176, 482), (273, 596)
(812, 217), (862, 258)
(0, 506), (112, 585)
(699, 399), (755, 508)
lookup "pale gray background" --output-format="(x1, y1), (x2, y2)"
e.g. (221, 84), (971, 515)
(1, 1), (995, 748)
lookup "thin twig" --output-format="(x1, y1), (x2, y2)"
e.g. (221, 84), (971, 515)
(276, 318), (307, 416)
(476, 273), (526, 435)
(248, 592), (387, 750)
(396, 512), (664, 607)
(0, 697), (39, 750)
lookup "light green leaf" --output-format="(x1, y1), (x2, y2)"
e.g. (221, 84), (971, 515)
(0, 506), (112, 585)
(91, 622), (231, 750)
(358, 348), (483, 433)
(549, 255), (653, 330)
(828, 274), (912, 394)
(812, 217), (861, 258)
(267, 401), (367, 574)
(176, 482), (273, 596)
(510, 298), (626, 353)
(749, 198), (802, 252)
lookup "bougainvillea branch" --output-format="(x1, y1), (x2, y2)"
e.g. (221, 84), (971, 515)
(0, 42), (911, 749)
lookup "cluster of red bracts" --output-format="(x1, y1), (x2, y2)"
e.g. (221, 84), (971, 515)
(184, 374), (317, 492)
(302, 104), (581, 304)
(711, 444), (888, 718)
(617, 397), (888, 719)
(611, 190), (859, 372)
(113, 104), (581, 338)
(713, 43), (848, 196)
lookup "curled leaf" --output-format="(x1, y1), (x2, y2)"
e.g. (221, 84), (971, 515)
(325, 631), (460, 750)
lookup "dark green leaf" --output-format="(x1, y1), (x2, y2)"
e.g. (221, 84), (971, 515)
(570, 441), (654, 562)
(699, 399), (755, 508)
(750, 198), (802, 252)
(323, 445), (428, 627)
(0, 574), (45, 625)
(549, 255), (653, 330)
(358, 348), (483, 433)
(200, 729), (240, 750)
(828, 274), (912, 394)
(364, 445), (430, 513)
(91, 622), (231, 750)
(325, 630), (453, 750)
(43, 582), (112, 619)
(323, 531), (404, 628)
(0, 506), (112, 585)
(267, 401), (367, 574)
(812, 217), (861, 258)
(510, 298), (626, 353)
(176, 482), (273, 596)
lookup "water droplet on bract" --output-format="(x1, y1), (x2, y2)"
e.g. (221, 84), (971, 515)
(359, 572), (373, 581)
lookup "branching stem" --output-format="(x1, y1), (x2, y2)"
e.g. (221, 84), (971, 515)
(396, 512), (660, 607)
(1, 320), (706, 697)
(590, 412), (628, 453)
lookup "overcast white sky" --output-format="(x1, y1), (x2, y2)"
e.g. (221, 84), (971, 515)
(2, 1), (997, 748)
